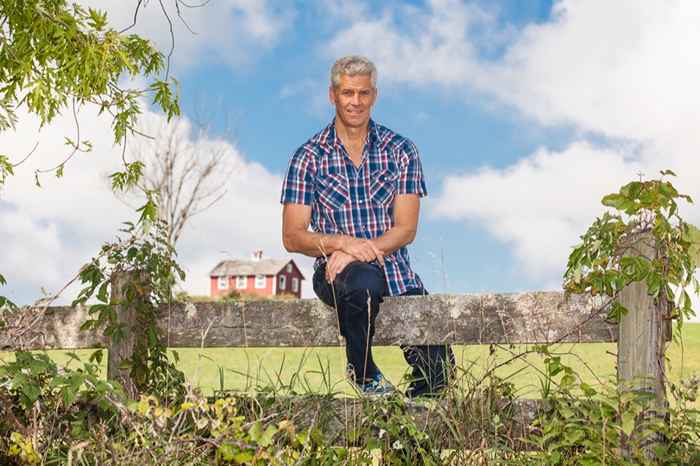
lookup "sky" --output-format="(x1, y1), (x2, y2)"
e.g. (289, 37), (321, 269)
(1, 0), (699, 317)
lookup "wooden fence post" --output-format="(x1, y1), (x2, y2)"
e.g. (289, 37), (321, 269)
(617, 231), (669, 458)
(108, 271), (148, 398)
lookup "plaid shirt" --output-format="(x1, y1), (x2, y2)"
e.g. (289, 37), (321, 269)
(280, 119), (427, 296)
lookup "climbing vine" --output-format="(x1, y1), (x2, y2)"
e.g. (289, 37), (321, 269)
(564, 170), (698, 330)
(74, 209), (187, 401)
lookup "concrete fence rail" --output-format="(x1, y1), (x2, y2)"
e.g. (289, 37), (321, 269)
(1, 292), (616, 352)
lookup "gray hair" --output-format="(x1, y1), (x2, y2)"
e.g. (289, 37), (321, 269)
(330, 56), (377, 88)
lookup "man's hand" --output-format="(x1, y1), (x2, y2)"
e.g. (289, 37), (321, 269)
(340, 236), (385, 267)
(325, 250), (357, 283)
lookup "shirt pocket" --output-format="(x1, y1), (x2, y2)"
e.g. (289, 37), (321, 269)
(316, 173), (349, 211)
(369, 169), (399, 207)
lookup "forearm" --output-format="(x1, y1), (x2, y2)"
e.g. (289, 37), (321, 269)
(369, 224), (416, 256)
(283, 229), (348, 258)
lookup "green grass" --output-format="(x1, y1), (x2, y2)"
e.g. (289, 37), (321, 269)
(4, 324), (700, 402)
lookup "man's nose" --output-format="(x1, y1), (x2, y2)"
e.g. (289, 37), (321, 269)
(351, 93), (361, 105)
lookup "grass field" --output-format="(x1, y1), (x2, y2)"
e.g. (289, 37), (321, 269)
(5, 323), (700, 403)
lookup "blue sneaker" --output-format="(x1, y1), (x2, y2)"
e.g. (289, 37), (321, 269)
(351, 372), (395, 396)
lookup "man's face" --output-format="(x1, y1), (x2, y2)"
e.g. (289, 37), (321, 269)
(329, 74), (377, 130)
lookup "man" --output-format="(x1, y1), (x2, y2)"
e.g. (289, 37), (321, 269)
(280, 55), (454, 397)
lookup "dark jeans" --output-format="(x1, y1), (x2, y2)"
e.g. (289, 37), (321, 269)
(313, 261), (455, 396)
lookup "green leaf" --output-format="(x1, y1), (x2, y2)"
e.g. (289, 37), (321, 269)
(136, 198), (158, 224)
(89, 349), (104, 365)
(217, 443), (236, 461)
(259, 425), (278, 447)
(647, 273), (662, 297)
(607, 301), (628, 322)
(0, 155), (15, 185)
(233, 451), (254, 463)
(659, 181), (678, 198)
(249, 421), (264, 443)
(620, 181), (642, 199)
(579, 383), (596, 397)
(561, 373), (576, 389)
(20, 380), (41, 404)
(601, 193), (627, 210)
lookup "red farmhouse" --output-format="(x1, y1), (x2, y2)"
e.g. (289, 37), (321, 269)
(209, 251), (305, 299)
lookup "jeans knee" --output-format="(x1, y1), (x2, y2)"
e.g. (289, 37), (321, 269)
(339, 262), (386, 299)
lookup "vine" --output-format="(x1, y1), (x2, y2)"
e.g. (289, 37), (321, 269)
(74, 207), (186, 401)
(564, 170), (698, 330)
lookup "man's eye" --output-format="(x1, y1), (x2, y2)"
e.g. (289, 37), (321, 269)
(360, 91), (371, 96)
(342, 91), (353, 96)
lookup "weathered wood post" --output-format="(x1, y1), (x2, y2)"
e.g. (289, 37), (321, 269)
(108, 271), (149, 398)
(617, 232), (670, 458)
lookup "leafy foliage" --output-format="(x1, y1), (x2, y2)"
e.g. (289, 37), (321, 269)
(75, 217), (186, 401)
(564, 171), (698, 328)
(0, 273), (16, 332)
(0, 351), (122, 465)
(0, 353), (379, 466)
(0, 154), (13, 185)
(525, 349), (700, 465)
(0, 0), (179, 138)
(0, 0), (180, 316)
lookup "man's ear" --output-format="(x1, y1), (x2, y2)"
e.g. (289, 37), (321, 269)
(328, 85), (336, 105)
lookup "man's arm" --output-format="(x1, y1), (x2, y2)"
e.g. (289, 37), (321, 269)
(282, 203), (384, 262)
(369, 193), (420, 255)
(324, 194), (420, 282)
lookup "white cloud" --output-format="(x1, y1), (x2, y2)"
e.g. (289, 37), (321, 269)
(481, 1), (700, 155)
(0, 105), (313, 304)
(326, 0), (484, 87)
(0, 210), (63, 288)
(433, 142), (643, 281)
(79, 0), (294, 71)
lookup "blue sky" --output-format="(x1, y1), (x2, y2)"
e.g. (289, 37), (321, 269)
(1, 0), (699, 310)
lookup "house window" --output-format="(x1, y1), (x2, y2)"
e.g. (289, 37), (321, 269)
(255, 275), (266, 289)
(286, 263), (292, 273)
(279, 275), (286, 291)
(217, 276), (228, 290)
(236, 276), (247, 289)
(291, 277), (299, 293)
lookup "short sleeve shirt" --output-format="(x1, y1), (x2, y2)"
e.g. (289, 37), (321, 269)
(280, 118), (427, 296)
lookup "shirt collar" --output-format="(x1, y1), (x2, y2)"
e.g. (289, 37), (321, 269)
(320, 118), (378, 150)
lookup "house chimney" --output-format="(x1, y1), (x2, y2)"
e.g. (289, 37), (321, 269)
(251, 250), (263, 261)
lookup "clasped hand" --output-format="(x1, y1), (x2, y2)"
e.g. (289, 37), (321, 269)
(325, 237), (384, 283)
